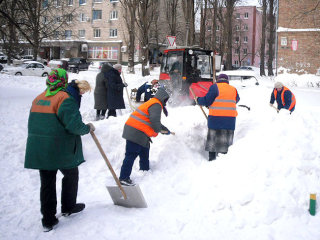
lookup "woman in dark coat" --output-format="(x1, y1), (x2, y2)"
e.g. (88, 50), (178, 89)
(94, 63), (113, 120)
(106, 64), (126, 118)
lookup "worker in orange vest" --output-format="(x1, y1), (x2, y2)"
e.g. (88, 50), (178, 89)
(197, 73), (240, 161)
(270, 82), (296, 113)
(119, 88), (171, 186)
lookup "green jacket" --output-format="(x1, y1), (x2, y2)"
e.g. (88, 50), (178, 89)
(25, 90), (90, 170)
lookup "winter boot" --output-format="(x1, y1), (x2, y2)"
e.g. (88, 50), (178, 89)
(95, 114), (101, 121)
(62, 203), (85, 217)
(119, 178), (135, 186)
(209, 152), (216, 161)
(42, 217), (59, 232)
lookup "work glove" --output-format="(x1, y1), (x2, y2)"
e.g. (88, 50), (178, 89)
(123, 82), (128, 87)
(87, 123), (95, 132)
(160, 125), (171, 135)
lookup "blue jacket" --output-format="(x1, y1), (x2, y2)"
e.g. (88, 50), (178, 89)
(136, 82), (155, 102)
(67, 80), (82, 108)
(198, 80), (240, 130)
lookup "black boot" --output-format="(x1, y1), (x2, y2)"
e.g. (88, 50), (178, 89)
(62, 203), (85, 216)
(209, 152), (216, 161)
(42, 217), (59, 232)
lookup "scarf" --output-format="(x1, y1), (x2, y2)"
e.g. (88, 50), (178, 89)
(45, 68), (68, 97)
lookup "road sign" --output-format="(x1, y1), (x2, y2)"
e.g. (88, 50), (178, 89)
(291, 40), (298, 51)
(166, 36), (176, 47)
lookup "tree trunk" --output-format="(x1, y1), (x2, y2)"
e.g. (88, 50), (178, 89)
(260, 0), (267, 76)
(225, 1), (235, 70)
(267, 0), (275, 76)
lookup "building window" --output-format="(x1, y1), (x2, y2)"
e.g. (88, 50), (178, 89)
(235, 36), (239, 43)
(68, 0), (73, 5)
(65, 30), (72, 39)
(54, 31), (60, 39)
(281, 37), (287, 46)
(234, 60), (239, 66)
(110, 10), (118, 20)
(55, 0), (61, 7)
(79, 0), (86, 5)
(43, 16), (48, 24)
(236, 25), (240, 31)
(216, 25), (220, 31)
(67, 14), (73, 23)
(236, 13), (240, 19)
(235, 48), (239, 54)
(216, 36), (220, 43)
(207, 26), (212, 31)
(55, 16), (62, 23)
(244, 36), (248, 43)
(94, 0), (102, 2)
(79, 30), (85, 38)
(244, 24), (248, 31)
(109, 29), (117, 38)
(43, 0), (48, 8)
(93, 10), (102, 20)
(244, 12), (249, 19)
(110, 0), (119, 2)
(94, 29), (101, 38)
(80, 13), (86, 22)
(243, 48), (247, 55)
(88, 46), (119, 60)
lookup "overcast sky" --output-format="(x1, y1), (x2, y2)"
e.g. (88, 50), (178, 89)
(238, 0), (261, 7)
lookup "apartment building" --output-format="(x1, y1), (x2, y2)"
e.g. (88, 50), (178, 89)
(40, 0), (127, 64)
(206, 6), (262, 68)
(276, 0), (320, 74)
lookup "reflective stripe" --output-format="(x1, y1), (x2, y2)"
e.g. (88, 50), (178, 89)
(136, 108), (149, 118)
(130, 114), (152, 127)
(214, 99), (236, 103)
(209, 106), (237, 110)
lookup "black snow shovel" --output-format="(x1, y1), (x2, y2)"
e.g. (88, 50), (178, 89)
(90, 131), (147, 208)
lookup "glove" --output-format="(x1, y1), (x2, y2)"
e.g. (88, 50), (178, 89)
(160, 130), (171, 135)
(123, 82), (128, 87)
(87, 123), (95, 132)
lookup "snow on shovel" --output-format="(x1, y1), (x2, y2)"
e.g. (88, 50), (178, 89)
(90, 131), (147, 208)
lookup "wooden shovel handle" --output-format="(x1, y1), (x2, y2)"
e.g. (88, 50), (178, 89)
(90, 131), (127, 200)
(189, 87), (208, 120)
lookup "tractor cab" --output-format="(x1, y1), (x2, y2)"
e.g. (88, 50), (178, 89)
(159, 48), (221, 102)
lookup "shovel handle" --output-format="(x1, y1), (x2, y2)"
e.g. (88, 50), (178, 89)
(189, 87), (208, 120)
(90, 131), (127, 200)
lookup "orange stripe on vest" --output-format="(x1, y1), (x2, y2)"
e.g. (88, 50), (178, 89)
(125, 98), (163, 137)
(209, 83), (238, 117)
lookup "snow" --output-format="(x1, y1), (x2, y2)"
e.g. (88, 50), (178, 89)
(277, 27), (320, 32)
(1, 67), (320, 240)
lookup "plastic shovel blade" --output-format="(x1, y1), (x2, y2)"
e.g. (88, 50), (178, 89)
(106, 185), (148, 208)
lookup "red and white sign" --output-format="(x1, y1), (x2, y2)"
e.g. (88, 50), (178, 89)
(166, 36), (176, 47)
(291, 40), (298, 51)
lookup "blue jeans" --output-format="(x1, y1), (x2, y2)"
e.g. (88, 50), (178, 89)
(119, 140), (150, 180)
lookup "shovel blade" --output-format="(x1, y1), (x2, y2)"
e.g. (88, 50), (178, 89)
(106, 185), (148, 208)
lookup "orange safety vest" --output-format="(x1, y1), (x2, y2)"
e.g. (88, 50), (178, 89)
(209, 83), (238, 117)
(125, 98), (163, 137)
(273, 86), (296, 111)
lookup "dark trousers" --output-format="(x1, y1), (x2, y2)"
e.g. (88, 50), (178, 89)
(107, 109), (117, 118)
(119, 140), (150, 180)
(39, 168), (79, 224)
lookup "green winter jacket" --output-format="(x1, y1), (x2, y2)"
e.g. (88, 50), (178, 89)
(25, 90), (90, 170)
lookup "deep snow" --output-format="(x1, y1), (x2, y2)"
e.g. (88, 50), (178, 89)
(1, 67), (320, 240)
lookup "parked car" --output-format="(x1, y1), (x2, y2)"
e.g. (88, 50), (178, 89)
(1, 61), (51, 77)
(68, 57), (90, 73)
(88, 61), (113, 71)
(48, 59), (68, 69)
(13, 55), (48, 66)
(0, 52), (7, 63)
(239, 66), (254, 71)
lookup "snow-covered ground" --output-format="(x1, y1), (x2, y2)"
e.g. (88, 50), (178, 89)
(1, 67), (320, 240)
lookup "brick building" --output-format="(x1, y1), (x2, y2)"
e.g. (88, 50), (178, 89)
(276, 0), (320, 74)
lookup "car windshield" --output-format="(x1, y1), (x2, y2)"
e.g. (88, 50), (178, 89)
(21, 63), (29, 68)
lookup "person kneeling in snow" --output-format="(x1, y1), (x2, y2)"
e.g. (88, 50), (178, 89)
(270, 82), (296, 114)
(119, 88), (171, 186)
(197, 73), (240, 161)
(24, 69), (95, 232)
(135, 79), (159, 102)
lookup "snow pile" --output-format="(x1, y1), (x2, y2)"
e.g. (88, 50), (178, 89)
(1, 68), (320, 240)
